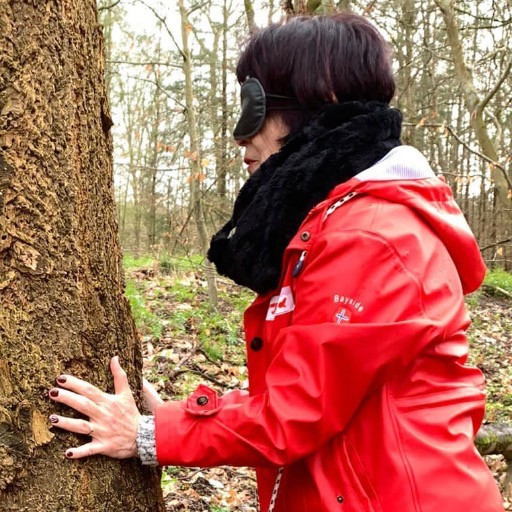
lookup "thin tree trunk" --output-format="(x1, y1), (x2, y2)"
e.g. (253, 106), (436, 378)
(282, 0), (295, 16)
(179, 0), (218, 307)
(219, 0), (229, 200)
(244, 0), (258, 33)
(0, 0), (164, 510)
(268, 0), (276, 23)
(401, 0), (417, 147)
(337, 0), (351, 10)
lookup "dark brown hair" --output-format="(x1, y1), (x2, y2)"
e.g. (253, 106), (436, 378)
(236, 13), (395, 136)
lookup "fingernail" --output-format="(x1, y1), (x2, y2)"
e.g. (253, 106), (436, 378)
(49, 389), (59, 398)
(57, 376), (67, 384)
(66, 451), (73, 458)
(49, 415), (59, 424)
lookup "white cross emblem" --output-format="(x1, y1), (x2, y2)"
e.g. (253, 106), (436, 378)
(336, 309), (350, 324)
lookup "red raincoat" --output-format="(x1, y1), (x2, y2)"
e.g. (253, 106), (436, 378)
(155, 146), (503, 511)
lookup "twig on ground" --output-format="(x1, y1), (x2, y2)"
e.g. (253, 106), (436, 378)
(481, 284), (512, 299)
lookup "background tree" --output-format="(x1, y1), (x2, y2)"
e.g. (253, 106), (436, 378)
(0, 1), (164, 509)
(179, 0), (219, 307)
(107, 0), (510, 270)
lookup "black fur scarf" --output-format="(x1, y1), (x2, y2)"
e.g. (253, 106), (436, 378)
(207, 101), (403, 295)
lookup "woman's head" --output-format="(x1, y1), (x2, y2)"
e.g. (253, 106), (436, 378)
(234, 13), (395, 171)
(237, 13), (395, 108)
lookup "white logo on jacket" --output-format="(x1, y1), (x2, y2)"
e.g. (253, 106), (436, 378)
(266, 286), (295, 321)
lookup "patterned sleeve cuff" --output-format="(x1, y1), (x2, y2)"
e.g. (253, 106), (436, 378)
(136, 415), (159, 466)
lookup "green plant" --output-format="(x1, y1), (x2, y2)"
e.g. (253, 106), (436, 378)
(123, 254), (155, 270)
(125, 279), (162, 339)
(484, 268), (512, 295)
(170, 281), (196, 302)
(201, 338), (224, 362)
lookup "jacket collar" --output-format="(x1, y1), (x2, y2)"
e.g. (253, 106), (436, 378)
(208, 101), (403, 295)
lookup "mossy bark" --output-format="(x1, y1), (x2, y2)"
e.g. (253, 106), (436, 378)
(0, 1), (165, 510)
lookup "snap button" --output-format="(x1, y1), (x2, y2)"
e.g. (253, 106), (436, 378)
(336, 495), (344, 504)
(250, 337), (263, 351)
(300, 231), (311, 242)
(196, 395), (209, 406)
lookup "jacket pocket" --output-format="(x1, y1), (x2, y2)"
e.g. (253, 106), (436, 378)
(337, 436), (382, 512)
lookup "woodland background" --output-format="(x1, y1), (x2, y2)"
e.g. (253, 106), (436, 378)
(95, 0), (512, 509)
(98, 0), (512, 292)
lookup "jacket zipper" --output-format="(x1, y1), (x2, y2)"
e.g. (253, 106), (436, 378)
(268, 467), (284, 512)
(292, 250), (307, 278)
(323, 191), (359, 221)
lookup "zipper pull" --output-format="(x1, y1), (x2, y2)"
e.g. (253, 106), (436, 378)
(293, 250), (307, 278)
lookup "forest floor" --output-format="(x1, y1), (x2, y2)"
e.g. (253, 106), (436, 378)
(124, 258), (512, 511)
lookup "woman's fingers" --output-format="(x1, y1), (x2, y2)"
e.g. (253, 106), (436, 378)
(49, 415), (93, 436)
(65, 441), (104, 460)
(142, 378), (163, 413)
(49, 387), (97, 417)
(49, 357), (140, 460)
(55, 374), (104, 403)
(110, 356), (131, 395)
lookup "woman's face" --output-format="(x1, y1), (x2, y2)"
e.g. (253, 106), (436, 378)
(236, 116), (289, 175)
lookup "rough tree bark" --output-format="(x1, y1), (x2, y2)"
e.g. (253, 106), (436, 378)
(0, 1), (165, 510)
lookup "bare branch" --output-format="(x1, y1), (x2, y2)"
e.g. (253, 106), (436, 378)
(477, 56), (512, 114)
(107, 59), (181, 68)
(188, 2), (209, 15)
(189, 20), (211, 55)
(98, 0), (121, 11)
(137, 0), (186, 61)
(403, 121), (512, 191)
(480, 238), (512, 252)
(481, 285), (512, 299)
(453, 6), (511, 26)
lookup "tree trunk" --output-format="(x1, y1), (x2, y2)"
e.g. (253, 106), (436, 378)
(337, 0), (351, 10)
(435, 0), (512, 221)
(244, 0), (258, 33)
(179, 0), (218, 308)
(219, 0), (229, 200)
(0, 1), (164, 510)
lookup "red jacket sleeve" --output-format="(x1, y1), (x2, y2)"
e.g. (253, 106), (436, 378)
(155, 229), (448, 467)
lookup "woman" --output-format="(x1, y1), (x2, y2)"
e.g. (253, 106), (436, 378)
(49, 13), (503, 512)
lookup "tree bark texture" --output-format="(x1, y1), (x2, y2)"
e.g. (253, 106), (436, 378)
(0, 1), (164, 510)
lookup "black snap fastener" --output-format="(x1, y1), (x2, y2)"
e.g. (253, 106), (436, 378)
(300, 231), (311, 241)
(336, 495), (344, 504)
(250, 337), (263, 351)
(196, 395), (209, 406)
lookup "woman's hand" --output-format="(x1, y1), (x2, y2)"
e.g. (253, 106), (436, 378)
(142, 378), (163, 413)
(49, 356), (141, 460)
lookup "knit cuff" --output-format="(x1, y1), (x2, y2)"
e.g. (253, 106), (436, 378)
(136, 415), (158, 466)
